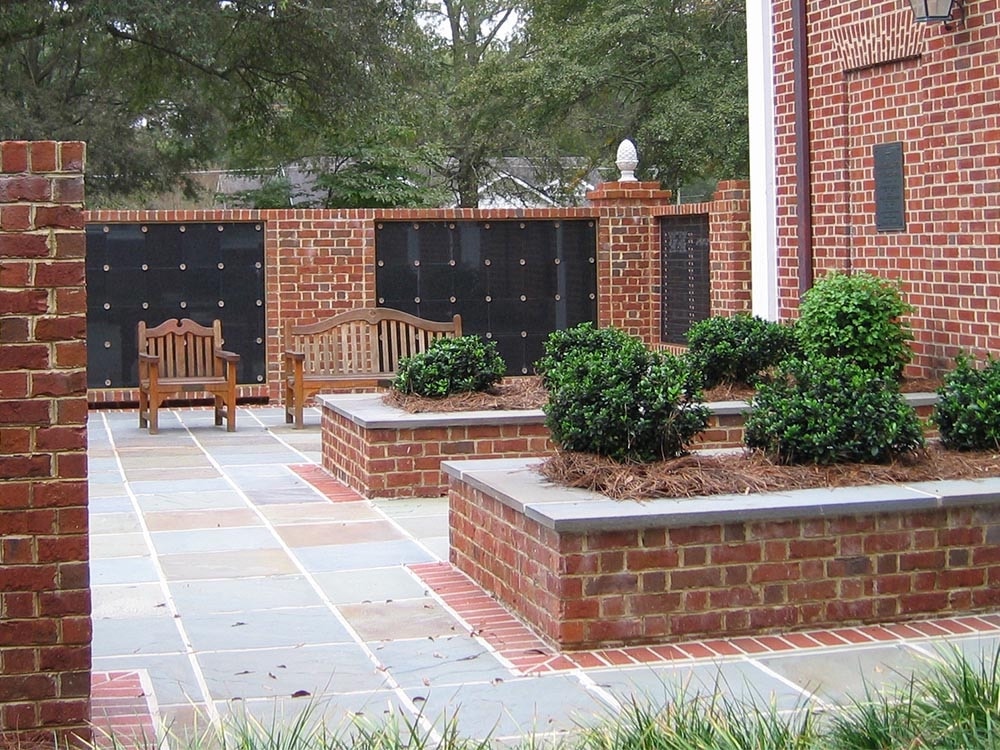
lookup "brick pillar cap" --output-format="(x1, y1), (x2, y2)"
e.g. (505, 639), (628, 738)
(586, 181), (673, 203)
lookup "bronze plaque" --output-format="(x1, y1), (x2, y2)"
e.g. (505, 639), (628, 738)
(874, 142), (905, 232)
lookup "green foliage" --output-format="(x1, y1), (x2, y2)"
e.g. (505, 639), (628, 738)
(685, 314), (799, 389)
(392, 336), (505, 398)
(829, 646), (1000, 750)
(542, 327), (709, 463)
(517, 0), (749, 192)
(933, 353), (1000, 451)
(580, 694), (817, 750)
(534, 322), (637, 388)
(744, 356), (924, 465)
(225, 177), (299, 209)
(795, 271), (914, 379)
(0, 1), (424, 206)
(311, 142), (448, 209)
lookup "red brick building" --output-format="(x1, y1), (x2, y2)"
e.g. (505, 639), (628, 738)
(755, 0), (1000, 377)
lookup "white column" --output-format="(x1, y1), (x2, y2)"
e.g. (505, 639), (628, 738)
(747, 1), (779, 321)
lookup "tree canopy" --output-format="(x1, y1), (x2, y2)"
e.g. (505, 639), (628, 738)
(0, 0), (748, 207)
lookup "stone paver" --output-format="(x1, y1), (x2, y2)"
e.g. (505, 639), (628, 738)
(89, 406), (1000, 746)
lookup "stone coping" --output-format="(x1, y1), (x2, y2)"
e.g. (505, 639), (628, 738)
(441, 456), (1000, 534)
(318, 393), (545, 428)
(319, 391), (939, 426)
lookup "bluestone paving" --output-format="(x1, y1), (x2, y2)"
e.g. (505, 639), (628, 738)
(292, 539), (435, 573)
(91, 532), (152, 558)
(135, 490), (248, 512)
(371, 635), (508, 689)
(311, 568), (428, 605)
(149, 526), (280, 555)
(197, 644), (392, 701)
(91, 555), (159, 585)
(91, 582), (167, 618)
(338, 599), (464, 642)
(179, 607), (354, 651)
(92, 616), (187, 658)
(88, 406), (1000, 744)
(591, 660), (814, 713)
(169, 575), (321, 614)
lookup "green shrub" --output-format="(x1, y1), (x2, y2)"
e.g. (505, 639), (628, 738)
(685, 314), (799, 389)
(934, 353), (1000, 450)
(744, 356), (924, 465)
(542, 328), (709, 463)
(796, 271), (913, 379)
(392, 335), (505, 397)
(534, 322), (637, 388)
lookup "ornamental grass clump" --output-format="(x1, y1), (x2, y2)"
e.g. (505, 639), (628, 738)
(795, 270), (913, 380)
(392, 335), (505, 397)
(934, 353), (1000, 450)
(685, 314), (799, 389)
(744, 355), (924, 465)
(540, 324), (709, 463)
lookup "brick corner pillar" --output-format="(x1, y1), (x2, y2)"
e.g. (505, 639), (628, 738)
(586, 180), (673, 346)
(709, 179), (752, 317)
(0, 140), (91, 746)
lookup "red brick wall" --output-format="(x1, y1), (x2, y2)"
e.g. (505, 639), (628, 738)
(773, 1), (1000, 376)
(0, 141), (91, 743)
(85, 191), (751, 404)
(588, 179), (751, 347)
(451, 475), (1000, 649)
(321, 404), (553, 498)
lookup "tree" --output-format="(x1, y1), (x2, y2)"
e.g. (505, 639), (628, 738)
(513, 0), (749, 195)
(416, 0), (532, 207)
(0, 1), (418, 206)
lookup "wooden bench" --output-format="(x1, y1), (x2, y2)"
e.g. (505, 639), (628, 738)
(137, 318), (241, 434)
(283, 308), (462, 428)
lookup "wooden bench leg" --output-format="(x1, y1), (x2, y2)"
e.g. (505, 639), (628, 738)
(138, 388), (149, 430)
(148, 398), (160, 435)
(214, 395), (224, 427)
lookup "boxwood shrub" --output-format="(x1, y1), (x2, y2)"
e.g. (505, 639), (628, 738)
(796, 271), (913, 380)
(392, 335), (505, 397)
(934, 353), (1000, 450)
(685, 314), (799, 389)
(534, 322), (637, 388)
(744, 355), (925, 465)
(542, 326), (709, 463)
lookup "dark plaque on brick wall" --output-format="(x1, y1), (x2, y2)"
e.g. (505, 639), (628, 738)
(376, 220), (597, 375)
(86, 222), (266, 389)
(874, 142), (905, 232)
(660, 215), (710, 344)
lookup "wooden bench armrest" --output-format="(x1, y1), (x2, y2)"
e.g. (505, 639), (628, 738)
(138, 352), (159, 364)
(215, 349), (241, 364)
(284, 350), (306, 363)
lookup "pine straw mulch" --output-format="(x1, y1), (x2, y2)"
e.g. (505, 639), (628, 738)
(382, 376), (548, 412)
(383, 375), (997, 501)
(538, 446), (1000, 501)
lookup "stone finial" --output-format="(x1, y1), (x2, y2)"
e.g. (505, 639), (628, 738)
(616, 139), (638, 182)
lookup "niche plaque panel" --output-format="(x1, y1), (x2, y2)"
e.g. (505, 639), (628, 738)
(86, 222), (266, 389)
(376, 220), (597, 375)
(661, 215), (710, 344)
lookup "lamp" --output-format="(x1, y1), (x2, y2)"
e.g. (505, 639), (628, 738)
(909, 0), (964, 24)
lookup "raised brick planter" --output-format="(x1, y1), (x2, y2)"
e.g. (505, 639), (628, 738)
(445, 457), (1000, 650)
(319, 393), (939, 498)
(319, 394), (554, 498)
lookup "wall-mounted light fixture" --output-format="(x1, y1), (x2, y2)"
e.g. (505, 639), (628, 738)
(909, 0), (964, 25)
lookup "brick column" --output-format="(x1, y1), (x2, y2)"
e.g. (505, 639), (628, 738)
(0, 141), (91, 745)
(586, 181), (674, 345)
(709, 180), (752, 317)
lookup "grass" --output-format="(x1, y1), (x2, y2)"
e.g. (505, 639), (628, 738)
(68, 645), (1000, 750)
